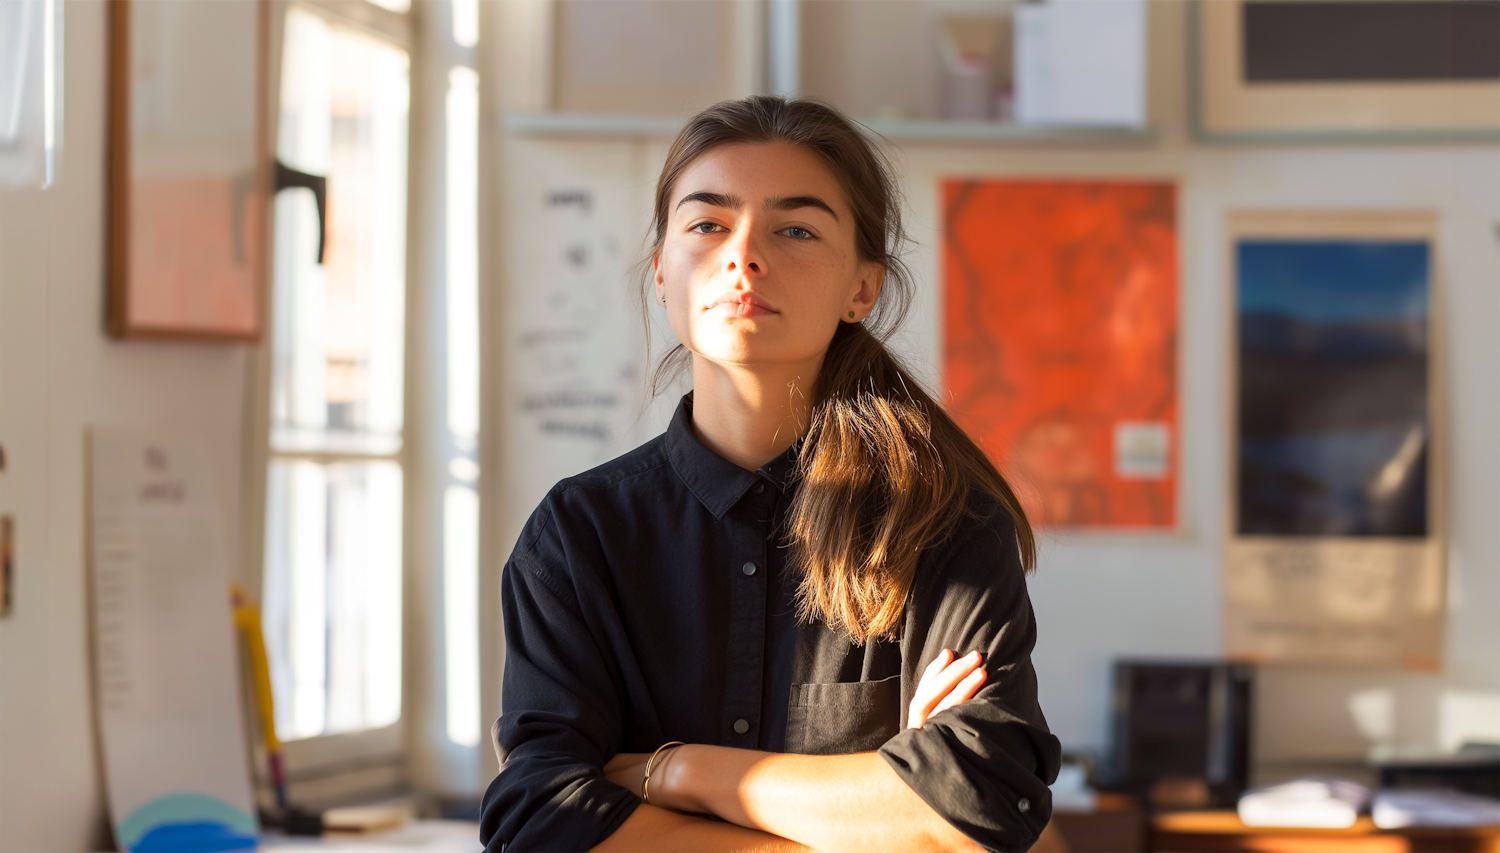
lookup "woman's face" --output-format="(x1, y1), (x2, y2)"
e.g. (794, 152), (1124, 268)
(654, 142), (883, 373)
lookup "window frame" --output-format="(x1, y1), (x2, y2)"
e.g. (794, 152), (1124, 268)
(244, 0), (418, 806)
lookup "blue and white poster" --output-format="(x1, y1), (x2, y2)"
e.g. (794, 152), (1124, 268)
(1236, 240), (1429, 537)
(1225, 213), (1443, 668)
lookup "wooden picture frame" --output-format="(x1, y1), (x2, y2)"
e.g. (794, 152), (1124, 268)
(107, 0), (269, 341)
(1191, 0), (1500, 143)
(1224, 211), (1446, 669)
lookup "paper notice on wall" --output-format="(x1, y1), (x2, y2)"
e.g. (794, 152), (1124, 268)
(503, 140), (678, 511)
(89, 427), (257, 852)
(1014, 0), (1146, 128)
(1225, 539), (1444, 668)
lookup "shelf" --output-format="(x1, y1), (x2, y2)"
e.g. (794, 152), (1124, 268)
(858, 118), (1153, 143)
(502, 112), (684, 138)
(502, 111), (1153, 144)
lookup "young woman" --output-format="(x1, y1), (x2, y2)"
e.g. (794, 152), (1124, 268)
(480, 97), (1060, 853)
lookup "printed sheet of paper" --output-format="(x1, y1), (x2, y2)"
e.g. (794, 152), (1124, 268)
(90, 427), (257, 852)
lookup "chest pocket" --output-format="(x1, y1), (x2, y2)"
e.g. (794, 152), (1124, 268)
(785, 674), (902, 755)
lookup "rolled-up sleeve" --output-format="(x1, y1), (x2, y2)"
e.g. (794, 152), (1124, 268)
(878, 506), (1062, 853)
(479, 508), (639, 852)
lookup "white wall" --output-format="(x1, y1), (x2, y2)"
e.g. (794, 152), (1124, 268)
(0, 3), (253, 848)
(492, 0), (1500, 768)
(881, 2), (1500, 763)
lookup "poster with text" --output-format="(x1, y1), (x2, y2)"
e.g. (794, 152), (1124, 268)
(944, 179), (1178, 530)
(1225, 212), (1443, 668)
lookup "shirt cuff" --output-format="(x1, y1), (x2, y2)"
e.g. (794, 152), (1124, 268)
(878, 711), (1057, 853)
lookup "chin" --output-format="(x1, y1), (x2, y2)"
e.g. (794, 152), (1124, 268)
(688, 322), (824, 369)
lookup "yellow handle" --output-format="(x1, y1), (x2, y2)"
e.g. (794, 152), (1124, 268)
(231, 584), (280, 755)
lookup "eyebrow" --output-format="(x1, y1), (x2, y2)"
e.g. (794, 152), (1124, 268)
(769, 194), (839, 221)
(675, 190), (839, 221)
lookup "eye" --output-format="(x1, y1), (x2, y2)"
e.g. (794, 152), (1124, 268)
(782, 226), (814, 240)
(691, 222), (723, 234)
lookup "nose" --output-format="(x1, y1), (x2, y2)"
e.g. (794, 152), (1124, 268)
(722, 224), (764, 278)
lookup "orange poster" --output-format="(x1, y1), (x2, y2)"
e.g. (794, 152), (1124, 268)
(943, 180), (1178, 529)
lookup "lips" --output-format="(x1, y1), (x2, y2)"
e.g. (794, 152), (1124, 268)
(707, 291), (778, 318)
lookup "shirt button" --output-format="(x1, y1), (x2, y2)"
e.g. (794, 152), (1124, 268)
(1017, 798), (1030, 813)
(741, 561), (757, 576)
(733, 719), (750, 734)
(752, 482), (765, 494)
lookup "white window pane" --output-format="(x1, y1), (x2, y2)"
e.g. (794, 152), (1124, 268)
(364, 464), (404, 728)
(446, 66), (480, 444)
(0, 0), (62, 188)
(444, 485), (480, 747)
(271, 11), (409, 456)
(263, 459), (403, 741)
(452, 0), (479, 48)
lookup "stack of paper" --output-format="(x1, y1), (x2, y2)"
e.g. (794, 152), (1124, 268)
(1238, 777), (1372, 828)
(1048, 763), (1098, 812)
(1373, 790), (1500, 829)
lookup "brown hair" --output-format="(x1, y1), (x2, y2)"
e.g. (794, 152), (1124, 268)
(644, 96), (1035, 643)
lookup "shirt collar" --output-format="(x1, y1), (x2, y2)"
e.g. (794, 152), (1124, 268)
(665, 393), (801, 519)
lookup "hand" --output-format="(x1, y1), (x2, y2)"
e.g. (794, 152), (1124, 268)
(603, 752), (651, 799)
(908, 649), (986, 729)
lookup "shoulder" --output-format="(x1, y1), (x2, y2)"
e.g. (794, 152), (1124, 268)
(511, 435), (672, 565)
(915, 489), (1027, 597)
(943, 489), (1023, 562)
(904, 490), (1037, 649)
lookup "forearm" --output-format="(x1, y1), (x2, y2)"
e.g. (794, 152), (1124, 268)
(656, 746), (982, 853)
(588, 802), (812, 853)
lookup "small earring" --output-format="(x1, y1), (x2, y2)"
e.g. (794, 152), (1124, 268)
(848, 311), (856, 319)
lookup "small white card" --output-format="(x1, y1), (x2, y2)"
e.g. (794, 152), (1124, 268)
(1115, 421), (1171, 480)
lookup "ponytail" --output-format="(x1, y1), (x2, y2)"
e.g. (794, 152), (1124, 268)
(645, 96), (1035, 644)
(788, 322), (1035, 642)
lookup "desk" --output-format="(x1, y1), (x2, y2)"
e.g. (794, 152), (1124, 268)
(1150, 811), (1500, 853)
(260, 820), (481, 853)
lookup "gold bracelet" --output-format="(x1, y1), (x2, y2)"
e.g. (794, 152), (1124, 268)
(641, 741), (685, 805)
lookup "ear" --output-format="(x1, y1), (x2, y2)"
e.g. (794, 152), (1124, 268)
(845, 261), (884, 322)
(652, 254), (665, 301)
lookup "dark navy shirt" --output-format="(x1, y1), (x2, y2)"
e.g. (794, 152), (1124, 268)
(480, 395), (1060, 852)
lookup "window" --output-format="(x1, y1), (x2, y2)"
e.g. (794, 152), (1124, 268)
(253, 0), (488, 802)
(262, 7), (410, 743)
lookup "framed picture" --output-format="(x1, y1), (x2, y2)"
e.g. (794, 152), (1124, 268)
(1192, 0), (1500, 142)
(107, 0), (267, 340)
(943, 179), (1179, 532)
(1224, 211), (1445, 668)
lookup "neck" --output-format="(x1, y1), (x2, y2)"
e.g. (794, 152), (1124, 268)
(689, 353), (822, 471)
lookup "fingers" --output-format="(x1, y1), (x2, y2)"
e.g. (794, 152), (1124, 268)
(908, 649), (954, 728)
(930, 665), (987, 717)
(908, 649), (985, 729)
